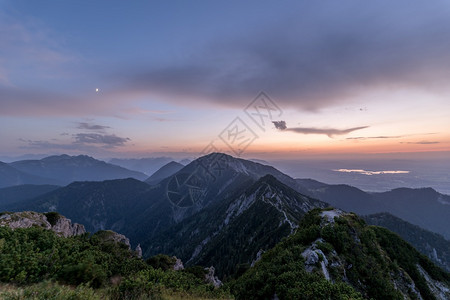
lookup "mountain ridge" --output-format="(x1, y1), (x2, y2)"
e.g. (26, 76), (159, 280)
(9, 154), (148, 186)
(144, 174), (328, 278)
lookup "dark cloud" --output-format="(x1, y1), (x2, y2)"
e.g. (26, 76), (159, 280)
(77, 122), (110, 131)
(115, 1), (450, 110)
(272, 121), (287, 130)
(74, 133), (130, 147)
(273, 120), (368, 137)
(3, 2), (450, 115)
(286, 126), (368, 138)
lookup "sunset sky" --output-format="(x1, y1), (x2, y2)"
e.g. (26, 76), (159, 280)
(1, 0), (450, 160)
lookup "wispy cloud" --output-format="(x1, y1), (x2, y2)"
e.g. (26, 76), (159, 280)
(74, 133), (130, 147)
(273, 121), (368, 138)
(348, 132), (438, 141)
(347, 135), (403, 140)
(400, 141), (440, 145)
(77, 122), (110, 131)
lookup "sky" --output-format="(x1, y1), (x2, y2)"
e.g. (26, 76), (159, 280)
(1, 0), (450, 161)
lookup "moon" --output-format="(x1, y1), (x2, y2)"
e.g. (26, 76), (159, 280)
(95, 88), (99, 92)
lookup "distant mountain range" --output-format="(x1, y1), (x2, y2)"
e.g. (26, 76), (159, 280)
(109, 157), (183, 175)
(0, 161), (60, 188)
(0, 155), (148, 187)
(295, 179), (450, 239)
(0, 184), (60, 211)
(0, 152), (449, 281)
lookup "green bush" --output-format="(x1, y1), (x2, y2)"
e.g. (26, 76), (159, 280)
(146, 254), (176, 271)
(44, 212), (61, 226)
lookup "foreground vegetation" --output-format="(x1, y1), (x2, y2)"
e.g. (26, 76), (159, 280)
(0, 226), (231, 299)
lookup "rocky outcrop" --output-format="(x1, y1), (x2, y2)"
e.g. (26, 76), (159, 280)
(417, 264), (450, 300)
(301, 238), (331, 281)
(204, 266), (222, 287)
(173, 257), (184, 270)
(251, 249), (264, 267)
(52, 216), (86, 237)
(0, 211), (85, 237)
(135, 244), (143, 258)
(94, 230), (131, 249)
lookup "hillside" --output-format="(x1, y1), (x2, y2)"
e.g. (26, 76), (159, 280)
(0, 212), (229, 299)
(232, 208), (450, 300)
(364, 212), (450, 272)
(1, 208), (449, 299)
(0, 184), (60, 211)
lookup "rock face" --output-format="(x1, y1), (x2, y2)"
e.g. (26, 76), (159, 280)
(301, 239), (331, 281)
(204, 266), (222, 287)
(173, 257), (184, 270)
(135, 244), (143, 258)
(0, 211), (85, 237)
(52, 216), (86, 237)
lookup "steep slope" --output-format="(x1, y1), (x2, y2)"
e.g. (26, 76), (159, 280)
(364, 212), (450, 272)
(0, 161), (58, 188)
(145, 161), (184, 185)
(144, 175), (328, 278)
(232, 208), (450, 300)
(10, 155), (148, 185)
(0, 184), (60, 210)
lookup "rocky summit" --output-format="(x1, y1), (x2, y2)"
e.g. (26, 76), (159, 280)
(0, 211), (85, 237)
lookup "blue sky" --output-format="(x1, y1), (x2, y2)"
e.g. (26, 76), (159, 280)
(1, 0), (449, 159)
